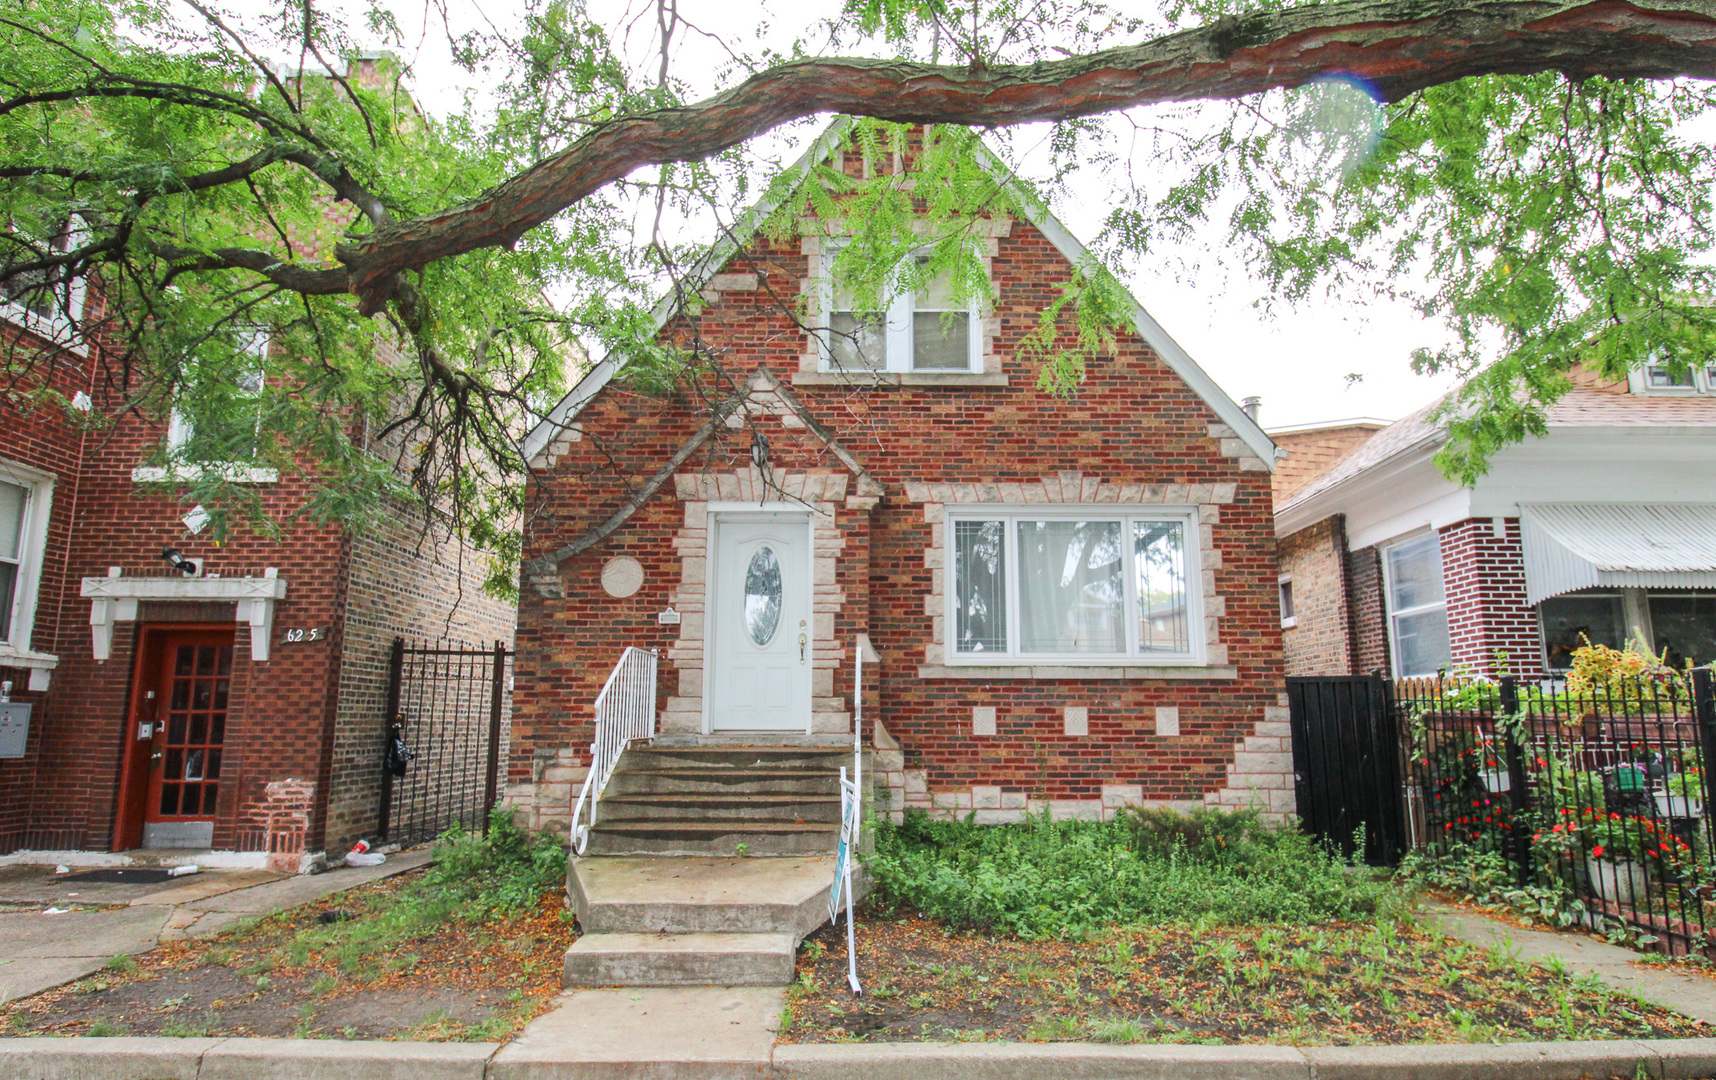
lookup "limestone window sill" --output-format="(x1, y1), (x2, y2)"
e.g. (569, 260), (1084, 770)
(917, 664), (1238, 681)
(791, 372), (1010, 388)
(132, 464), (279, 485)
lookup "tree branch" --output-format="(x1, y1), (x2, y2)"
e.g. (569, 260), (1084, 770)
(336, 0), (1716, 310)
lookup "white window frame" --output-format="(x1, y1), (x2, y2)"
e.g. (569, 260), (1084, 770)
(0, 460), (57, 671)
(1279, 573), (1296, 629)
(1381, 530), (1451, 678)
(132, 329), (277, 484)
(944, 505), (1205, 667)
(1628, 359), (1716, 396)
(818, 245), (983, 374)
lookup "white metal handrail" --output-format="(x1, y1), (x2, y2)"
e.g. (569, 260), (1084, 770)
(569, 646), (658, 855)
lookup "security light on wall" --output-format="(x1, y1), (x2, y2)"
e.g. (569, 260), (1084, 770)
(160, 546), (203, 576)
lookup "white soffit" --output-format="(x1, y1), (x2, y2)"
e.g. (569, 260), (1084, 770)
(520, 118), (1276, 467)
(1520, 503), (1716, 605)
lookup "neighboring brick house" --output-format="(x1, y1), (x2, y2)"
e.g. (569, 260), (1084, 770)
(1274, 364), (1716, 679)
(0, 258), (513, 871)
(508, 121), (1293, 829)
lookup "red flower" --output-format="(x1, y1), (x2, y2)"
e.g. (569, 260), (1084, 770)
(1593, 845), (1606, 858)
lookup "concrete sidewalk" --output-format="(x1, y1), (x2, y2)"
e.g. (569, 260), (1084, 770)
(1428, 902), (1716, 1025)
(0, 847), (432, 1005)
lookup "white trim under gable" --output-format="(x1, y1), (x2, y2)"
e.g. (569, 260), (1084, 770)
(520, 118), (1277, 470)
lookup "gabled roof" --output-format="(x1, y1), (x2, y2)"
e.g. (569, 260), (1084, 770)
(520, 118), (1276, 467)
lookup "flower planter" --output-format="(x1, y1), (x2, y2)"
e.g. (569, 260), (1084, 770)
(1481, 770), (1511, 794)
(1654, 792), (1704, 819)
(1587, 857), (1649, 905)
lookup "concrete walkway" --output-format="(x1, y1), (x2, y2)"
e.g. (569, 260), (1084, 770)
(1427, 902), (1716, 1025)
(0, 847), (433, 1005)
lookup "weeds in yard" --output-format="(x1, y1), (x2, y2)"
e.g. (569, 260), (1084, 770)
(160, 1014), (216, 1038)
(82, 1019), (126, 1037)
(1026, 1015), (1081, 1041)
(103, 955), (137, 974)
(865, 808), (1402, 939)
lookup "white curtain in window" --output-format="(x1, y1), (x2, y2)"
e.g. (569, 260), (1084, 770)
(1016, 519), (1124, 654)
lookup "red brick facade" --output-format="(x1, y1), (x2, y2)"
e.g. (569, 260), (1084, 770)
(1434, 517), (1539, 678)
(0, 301), (513, 862)
(511, 200), (1290, 825)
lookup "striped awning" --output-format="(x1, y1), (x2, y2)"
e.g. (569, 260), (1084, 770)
(1520, 504), (1716, 606)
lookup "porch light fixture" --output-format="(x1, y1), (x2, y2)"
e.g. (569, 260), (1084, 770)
(160, 546), (200, 576)
(750, 429), (770, 473)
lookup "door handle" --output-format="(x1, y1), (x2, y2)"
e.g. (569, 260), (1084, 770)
(799, 633), (807, 664)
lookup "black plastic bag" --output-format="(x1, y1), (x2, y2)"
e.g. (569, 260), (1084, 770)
(384, 723), (415, 777)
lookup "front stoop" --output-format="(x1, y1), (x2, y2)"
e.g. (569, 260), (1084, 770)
(584, 745), (867, 857)
(564, 855), (864, 988)
(564, 931), (797, 986)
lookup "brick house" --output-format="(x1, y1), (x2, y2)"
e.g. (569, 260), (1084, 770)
(507, 122), (1294, 833)
(1274, 364), (1716, 679)
(0, 267), (514, 869)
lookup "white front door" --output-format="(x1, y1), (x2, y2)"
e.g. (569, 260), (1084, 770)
(707, 512), (811, 732)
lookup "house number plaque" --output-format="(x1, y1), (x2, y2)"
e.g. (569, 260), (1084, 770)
(280, 627), (328, 643)
(601, 557), (644, 598)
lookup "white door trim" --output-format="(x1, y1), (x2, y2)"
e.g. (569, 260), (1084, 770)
(701, 505), (816, 735)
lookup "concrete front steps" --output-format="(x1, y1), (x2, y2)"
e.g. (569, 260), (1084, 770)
(563, 855), (861, 988)
(584, 745), (857, 857)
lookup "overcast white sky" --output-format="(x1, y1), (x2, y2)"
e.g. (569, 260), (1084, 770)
(260, 0), (1468, 428)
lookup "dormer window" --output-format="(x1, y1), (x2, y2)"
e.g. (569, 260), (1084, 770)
(1631, 357), (1716, 395)
(821, 250), (980, 373)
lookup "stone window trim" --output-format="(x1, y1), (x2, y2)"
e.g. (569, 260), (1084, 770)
(659, 468), (876, 738)
(906, 473), (1235, 680)
(0, 459), (57, 687)
(797, 227), (1007, 379)
(80, 567), (287, 662)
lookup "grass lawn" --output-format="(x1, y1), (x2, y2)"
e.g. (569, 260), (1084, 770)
(779, 807), (1712, 1045)
(0, 821), (575, 1041)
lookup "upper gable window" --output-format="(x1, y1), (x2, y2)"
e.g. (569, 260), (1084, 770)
(822, 251), (980, 374)
(1630, 358), (1716, 396)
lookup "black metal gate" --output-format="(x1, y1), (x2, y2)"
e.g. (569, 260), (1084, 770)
(379, 637), (511, 845)
(1287, 674), (1408, 866)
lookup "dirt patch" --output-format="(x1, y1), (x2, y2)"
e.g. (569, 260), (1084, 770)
(0, 868), (575, 1041)
(783, 909), (1710, 1045)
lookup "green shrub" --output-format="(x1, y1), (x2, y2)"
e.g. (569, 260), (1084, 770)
(863, 808), (1398, 939)
(425, 811), (567, 918)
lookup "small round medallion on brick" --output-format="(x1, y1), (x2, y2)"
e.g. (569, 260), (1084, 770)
(600, 556), (644, 598)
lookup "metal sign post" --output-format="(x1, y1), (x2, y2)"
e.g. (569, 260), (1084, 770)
(828, 766), (861, 994)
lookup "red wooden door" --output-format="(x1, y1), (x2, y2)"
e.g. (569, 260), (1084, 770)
(142, 631), (235, 830)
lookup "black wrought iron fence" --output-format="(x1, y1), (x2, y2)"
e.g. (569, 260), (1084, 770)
(1396, 669), (1716, 955)
(378, 637), (511, 846)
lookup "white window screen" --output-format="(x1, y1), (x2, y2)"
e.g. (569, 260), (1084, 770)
(1135, 520), (1189, 654)
(954, 520), (1007, 653)
(910, 260), (970, 371)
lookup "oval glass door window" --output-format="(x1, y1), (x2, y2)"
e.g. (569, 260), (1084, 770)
(744, 546), (783, 646)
